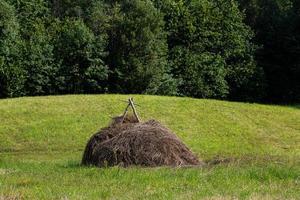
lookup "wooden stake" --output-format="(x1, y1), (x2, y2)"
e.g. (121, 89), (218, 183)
(121, 98), (141, 123)
(121, 103), (130, 123)
(129, 98), (141, 122)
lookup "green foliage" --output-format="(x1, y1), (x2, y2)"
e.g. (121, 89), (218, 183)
(23, 21), (56, 95)
(0, 0), (25, 98)
(104, 0), (178, 95)
(9, 0), (55, 95)
(50, 0), (91, 18)
(158, 0), (261, 100)
(238, 0), (300, 102)
(53, 18), (108, 93)
(0, 0), (298, 103)
(171, 48), (228, 98)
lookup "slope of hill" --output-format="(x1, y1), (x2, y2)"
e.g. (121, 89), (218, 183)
(0, 95), (299, 199)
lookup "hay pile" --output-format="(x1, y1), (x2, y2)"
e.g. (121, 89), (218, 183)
(82, 115), (202, 167)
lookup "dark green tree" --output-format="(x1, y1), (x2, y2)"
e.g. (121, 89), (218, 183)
(105, 0), (178, 95)
(157, 0), (262, 100)
(52, 18), (108, 93)
(9, 0), (56, 95)
(238, 0), (300, 102)
(0, 0), (25, 98)
(50, 0), (92, 18)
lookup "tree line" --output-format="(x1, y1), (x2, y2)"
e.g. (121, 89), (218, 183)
(0, 0), (299, 103)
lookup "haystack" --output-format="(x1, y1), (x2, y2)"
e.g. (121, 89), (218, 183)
(82, 98), (202, 167)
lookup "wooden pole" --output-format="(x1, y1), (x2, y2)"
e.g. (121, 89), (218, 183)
(121, 98), (141, 123)
(121, 103), (130, 123)
(129, 98), (141, 122)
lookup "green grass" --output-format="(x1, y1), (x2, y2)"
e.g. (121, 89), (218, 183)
(0, 95), (299, 199)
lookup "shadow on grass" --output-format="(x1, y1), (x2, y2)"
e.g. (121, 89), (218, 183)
(60, 160), (82, 168)
(204, 154), (298, 168)
(269, 104), (299, 110)
(60, 153), (298, 170)
(291, 104), (300, 109)
(224, 98), (300, 110)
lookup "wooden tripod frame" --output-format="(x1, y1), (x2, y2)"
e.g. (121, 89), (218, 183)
(121, 98), (141, 123)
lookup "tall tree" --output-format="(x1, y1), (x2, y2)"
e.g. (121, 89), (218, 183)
(155, 0), (262, 100)
(238, 0), (300, 102)
(0, 0), (25, 98)
(9, 0), (56, 95)
(104, 0), (178, 95)
(52, 18), (108, 93)
(50, 0), (92, 19)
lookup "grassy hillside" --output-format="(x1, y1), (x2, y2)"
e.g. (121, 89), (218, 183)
(0, 95), (299, 199)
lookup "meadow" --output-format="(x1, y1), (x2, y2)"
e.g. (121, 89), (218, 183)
(0, 95), (299, 199)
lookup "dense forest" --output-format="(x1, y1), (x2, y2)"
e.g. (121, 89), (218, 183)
(0, 0), (299, 103)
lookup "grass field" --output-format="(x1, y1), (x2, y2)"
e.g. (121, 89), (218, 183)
(0, 95), (299, 199)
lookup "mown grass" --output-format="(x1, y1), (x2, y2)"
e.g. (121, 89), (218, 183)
(0, 95), (299, 199)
